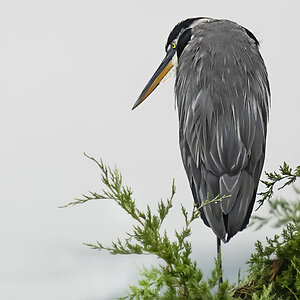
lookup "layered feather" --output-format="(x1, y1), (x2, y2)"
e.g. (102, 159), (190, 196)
(175, 20), (270, 242)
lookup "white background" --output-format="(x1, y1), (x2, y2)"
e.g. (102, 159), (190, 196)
(1, 0), (299, 299)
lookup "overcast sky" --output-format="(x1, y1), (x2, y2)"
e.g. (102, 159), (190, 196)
(1, 0), (300, 299)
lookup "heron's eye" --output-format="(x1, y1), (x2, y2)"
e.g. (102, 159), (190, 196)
(171, 42), (176, 49)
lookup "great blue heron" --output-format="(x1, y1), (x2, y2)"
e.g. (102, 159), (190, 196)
(132, 17), (270, 274)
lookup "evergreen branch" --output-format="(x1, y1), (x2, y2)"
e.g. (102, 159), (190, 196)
(60, 153), (145, 225)
(257, 162), (300, 209)
(64, 155), (300, 299)
(65, 154), (235, 298)
(251, 192), (300, 230)
(65, 154), (300, 299)
(246, 222), (300, 299)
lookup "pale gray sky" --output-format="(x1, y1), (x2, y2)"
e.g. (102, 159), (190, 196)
(1, 0), (299, 299)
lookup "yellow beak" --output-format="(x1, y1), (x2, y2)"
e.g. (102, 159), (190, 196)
(132, 48), (176, 110)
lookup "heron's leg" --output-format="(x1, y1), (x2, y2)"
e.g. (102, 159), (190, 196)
(217, 237), (223, 286)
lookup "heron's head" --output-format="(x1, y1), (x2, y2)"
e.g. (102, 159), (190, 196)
(132, 17), (212, 110)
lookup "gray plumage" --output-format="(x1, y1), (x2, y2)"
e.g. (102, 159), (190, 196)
(133, 18), (270, 243)
(175, 20), (270, 242)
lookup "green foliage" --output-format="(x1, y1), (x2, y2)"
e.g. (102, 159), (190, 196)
(251, 186), (300, 230)
(245, 161), (300, 299)
(246, 222), (300, 299)
(232, 220), (300, 300)
(63, 154), (232, 299)
(122, 257), (234, 300)
(258, 162), (300, 208)
(251, 285), (275, 300)
(64, 155), (300, 299)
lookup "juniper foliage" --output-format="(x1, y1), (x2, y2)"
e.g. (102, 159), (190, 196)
(242, 162), (300, 299)
(63, 155), (300, 299)
(246, 222), (300, 300)
(63, 154), (232, 299)
(251, 186), (300, 230)
(257, 162), (300, 208)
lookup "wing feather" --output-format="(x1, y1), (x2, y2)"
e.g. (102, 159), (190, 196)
(176, 20), (270, 242)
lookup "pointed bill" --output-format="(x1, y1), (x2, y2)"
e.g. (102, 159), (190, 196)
(132, 48), (176, 110)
